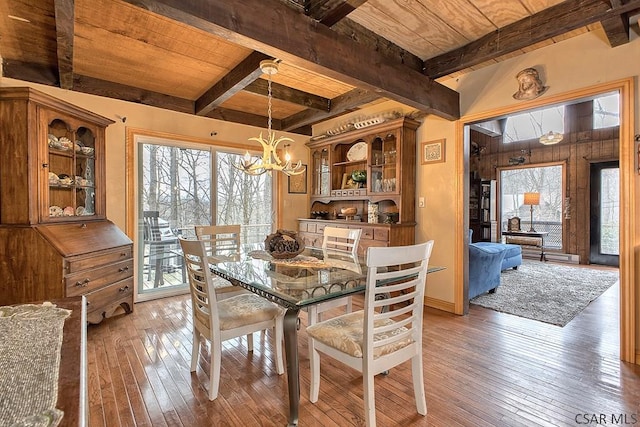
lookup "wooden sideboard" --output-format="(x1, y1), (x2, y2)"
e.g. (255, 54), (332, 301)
(298, 219), (416, 256)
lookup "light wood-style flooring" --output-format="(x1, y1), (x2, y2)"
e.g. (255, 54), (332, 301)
(87, 278), (640, 426)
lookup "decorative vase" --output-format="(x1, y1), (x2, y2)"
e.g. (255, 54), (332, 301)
(368, 202), (378, 223)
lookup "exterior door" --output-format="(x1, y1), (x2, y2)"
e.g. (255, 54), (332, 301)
(589, 161), (619, 266)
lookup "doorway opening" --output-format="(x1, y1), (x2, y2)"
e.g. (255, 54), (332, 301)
(589, 161), (619, 267)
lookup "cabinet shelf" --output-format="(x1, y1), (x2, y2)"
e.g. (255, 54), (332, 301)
(0, 87), (132, 323)
(333, 159), (367, 167)
(303, 117), (418, 251)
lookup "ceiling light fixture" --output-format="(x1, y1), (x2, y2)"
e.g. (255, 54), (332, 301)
(539, 131), (563, 145)
(234, 60), (304, 176)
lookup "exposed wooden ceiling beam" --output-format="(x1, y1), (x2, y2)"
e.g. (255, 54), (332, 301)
(195, 51), (270, 116)
(120, 0), (460, 120)
(53, 0), (75, 89)
(600, 14), (630, 47)
(304, 0), (368, 27)
(280, 0), (423, 71)
(244, 79), (331, 111)
(3, 60), (59, 86)
(72, 75), (194, 114)
(280, 87), (378, 131)
(205, 107), (282, 131)
(424, 0), (640, 79)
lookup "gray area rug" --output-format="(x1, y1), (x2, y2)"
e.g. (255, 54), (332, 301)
(470, 259), (618, 326)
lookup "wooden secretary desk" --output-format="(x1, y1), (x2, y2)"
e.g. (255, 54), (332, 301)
(0, 87), (133, 324)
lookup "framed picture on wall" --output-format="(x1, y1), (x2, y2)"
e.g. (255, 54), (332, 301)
(287, 165), (307, 194)
(421, 139), (446, 164)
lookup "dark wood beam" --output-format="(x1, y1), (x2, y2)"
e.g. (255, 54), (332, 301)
(3, 60), (59, 86)
(600, 14), (630, 47)
(280, 0), (423, 71)
(72, 75), (194, 114)
(331, 18), (423, 71)
(53, 0), (74, 89)
(205, 107), (281, 130)
(280, 88), (379, 131)
(121, 0), (460, 120)
(424, 0), (640, 79)
(244, 79), (330, 111)
(304, 0), (368, 27)
(195, 51), (270, 116)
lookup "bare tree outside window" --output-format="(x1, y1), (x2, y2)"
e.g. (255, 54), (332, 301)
(500, 165), (563, 249)
(138, 143), (273, 294)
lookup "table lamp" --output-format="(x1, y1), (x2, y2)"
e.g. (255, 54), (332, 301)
(523, 192), (540, 232)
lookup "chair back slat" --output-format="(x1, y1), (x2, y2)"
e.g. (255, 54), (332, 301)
(322, 226), (362, 257)
(364, 241), (434, 356)
(179, 237), (220, 334)
(194, 224), (241, 257)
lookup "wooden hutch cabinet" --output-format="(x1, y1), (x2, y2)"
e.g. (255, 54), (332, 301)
(299, 117), (419, 255)
(0, 87), (133, 323)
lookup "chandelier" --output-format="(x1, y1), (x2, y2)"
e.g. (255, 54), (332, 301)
(234, 60), (304, 176)
(539, 131), (563, 145)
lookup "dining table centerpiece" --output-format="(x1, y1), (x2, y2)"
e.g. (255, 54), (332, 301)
(264, 229), (305, 259)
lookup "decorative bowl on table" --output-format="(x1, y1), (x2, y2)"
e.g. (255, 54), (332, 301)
(264, 229), (305, 259)
(341, 207), (357, 216)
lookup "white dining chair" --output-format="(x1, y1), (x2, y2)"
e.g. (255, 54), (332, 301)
(306, 226), (362, 325)
(307, 241), (434, 426)
(179, 237), (285, 400)
(194, 224), (248, 300)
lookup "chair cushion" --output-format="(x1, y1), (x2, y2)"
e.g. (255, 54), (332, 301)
(217, 294), (283, 330)
(306, 311), (412, 358)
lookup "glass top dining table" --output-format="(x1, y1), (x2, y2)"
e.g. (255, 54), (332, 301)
(208, 246), (443, 426)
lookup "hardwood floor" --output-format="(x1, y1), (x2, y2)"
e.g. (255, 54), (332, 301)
(86, 282), (640, 426)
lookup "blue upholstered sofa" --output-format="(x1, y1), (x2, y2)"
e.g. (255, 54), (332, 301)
(469, 239), (506, 299)
(474, 241), (522, 270)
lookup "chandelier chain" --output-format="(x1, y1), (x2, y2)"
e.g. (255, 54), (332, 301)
(267, 72), (273, 135)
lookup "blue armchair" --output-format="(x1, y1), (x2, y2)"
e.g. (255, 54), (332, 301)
(469, 230), (506, 299)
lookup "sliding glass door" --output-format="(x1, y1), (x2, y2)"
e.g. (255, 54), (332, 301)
(136, 139), (273, 299)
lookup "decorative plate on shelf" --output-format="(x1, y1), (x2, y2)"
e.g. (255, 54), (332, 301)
(346, 141), (367, 162)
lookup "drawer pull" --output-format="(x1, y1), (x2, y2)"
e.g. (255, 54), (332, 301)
(118, 266), (130, 272)
(75, 278), (90, 287)
(120, 252), (128, 257)
(119, 285), (130, 292)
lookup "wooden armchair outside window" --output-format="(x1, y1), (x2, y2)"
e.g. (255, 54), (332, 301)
(142, 210), (184, 288)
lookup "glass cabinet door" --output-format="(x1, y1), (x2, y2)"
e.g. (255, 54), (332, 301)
(312, 148), (330, 196)
(369, 133), (397, 194)
(46, 119), (97, 219)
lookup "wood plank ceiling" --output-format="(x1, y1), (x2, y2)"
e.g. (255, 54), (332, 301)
(1, 0), (639, 135)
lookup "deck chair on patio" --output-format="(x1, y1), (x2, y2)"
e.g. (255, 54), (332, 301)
(142, 210), (183, 288)
(194, 224), (248, 300)
(306, 226), (362, 325)
(307, 241), (434, 426)
(179, 237), (284, 400)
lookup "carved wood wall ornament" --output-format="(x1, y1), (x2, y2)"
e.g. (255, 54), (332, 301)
(513, 67), (548, 100)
